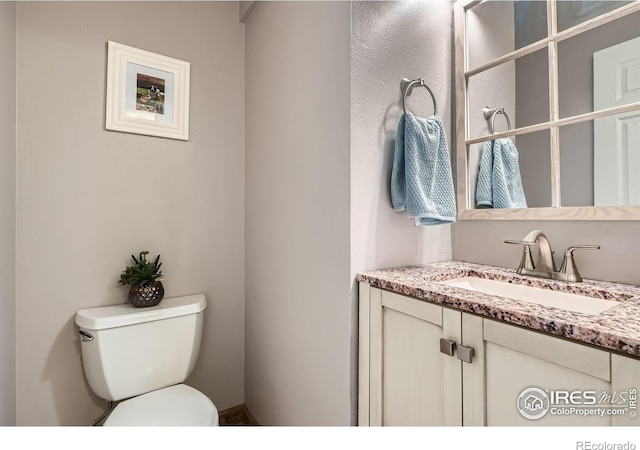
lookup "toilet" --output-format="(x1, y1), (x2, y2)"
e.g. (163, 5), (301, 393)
(75, 293), (219, 426)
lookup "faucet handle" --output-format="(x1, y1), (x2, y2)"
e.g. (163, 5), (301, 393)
(565, 245), (601, 253)
(557, 245), (601, 282)
(504, 239), (534, 246)
(504, 240), (535, 272)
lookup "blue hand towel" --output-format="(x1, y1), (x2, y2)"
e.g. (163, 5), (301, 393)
(391, 113), (456, 226)
(475, 137), (527, 209)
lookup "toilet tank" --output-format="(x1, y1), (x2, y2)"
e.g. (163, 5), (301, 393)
(75, 294), (207, 401)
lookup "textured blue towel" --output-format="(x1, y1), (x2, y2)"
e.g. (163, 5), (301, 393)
(391, 113), (456, 226)
(475, 138), (527, 209)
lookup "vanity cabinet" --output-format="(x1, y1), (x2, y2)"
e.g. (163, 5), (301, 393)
(359, 284), (640, 426)
(359, 284), (462, 426)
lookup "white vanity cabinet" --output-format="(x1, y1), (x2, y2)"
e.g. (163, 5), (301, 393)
(359, 284), (640, 426)
(358, 284), (462, 426)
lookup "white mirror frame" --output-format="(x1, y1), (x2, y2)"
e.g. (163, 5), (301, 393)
(455, 0), (640, 220)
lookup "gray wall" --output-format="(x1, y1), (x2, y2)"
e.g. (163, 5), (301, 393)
(16, 1), (245, 425)
(0, 1), (16, 427)
(454, 220), (640, 285)
(244, 1), (352, 425)
(515, 49), (551, 208)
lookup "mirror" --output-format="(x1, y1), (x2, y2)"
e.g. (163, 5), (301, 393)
(558, 9), (640, 119)
(470, 129), (552, 208)
(455, 0), (640, 219)
(467, 48), (550, 140)
(466, 0), (547, 70)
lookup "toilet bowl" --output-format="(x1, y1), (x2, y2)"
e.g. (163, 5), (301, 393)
(75, 294), (219, 426)
(103, 384), (218, 426)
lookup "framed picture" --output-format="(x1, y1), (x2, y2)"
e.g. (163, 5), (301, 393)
(105, 41), (190, 141)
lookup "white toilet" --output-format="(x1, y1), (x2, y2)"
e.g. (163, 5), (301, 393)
(75, 293), (219, 426)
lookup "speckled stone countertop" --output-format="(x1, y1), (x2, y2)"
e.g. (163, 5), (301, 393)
(356, 261), (640, 358)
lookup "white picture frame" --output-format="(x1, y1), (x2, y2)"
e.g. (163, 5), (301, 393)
(105, 41), (190, 141)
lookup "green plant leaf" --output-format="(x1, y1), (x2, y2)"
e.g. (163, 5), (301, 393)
(119, 250), (164, 286)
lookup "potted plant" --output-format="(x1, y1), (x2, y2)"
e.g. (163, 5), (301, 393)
(119, 251), (165, 307)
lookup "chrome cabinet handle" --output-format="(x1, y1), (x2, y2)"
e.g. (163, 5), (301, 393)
(457, 345), (475, 363)
(439, 338), (456, 356)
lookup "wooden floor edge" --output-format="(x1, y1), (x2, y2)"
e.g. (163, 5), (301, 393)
(241, 404), (259, 425)
(219, 403), (259, 426)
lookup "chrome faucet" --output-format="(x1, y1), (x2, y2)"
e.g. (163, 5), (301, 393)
(505, 230), (600, 282)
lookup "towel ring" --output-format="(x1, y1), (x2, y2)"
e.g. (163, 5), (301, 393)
(483, 106), (512, 134)
(402, 78), (437, 116)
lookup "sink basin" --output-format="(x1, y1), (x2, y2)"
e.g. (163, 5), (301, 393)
(437, 277), (617, 315)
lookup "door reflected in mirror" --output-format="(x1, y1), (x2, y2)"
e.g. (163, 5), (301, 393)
(558, 10), (640, 119)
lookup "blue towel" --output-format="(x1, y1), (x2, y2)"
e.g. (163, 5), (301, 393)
(475, 138), (527, 209)
(391, 113), (456, 226)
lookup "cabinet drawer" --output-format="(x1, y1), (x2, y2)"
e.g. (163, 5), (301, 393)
(483, 319), (610, 381)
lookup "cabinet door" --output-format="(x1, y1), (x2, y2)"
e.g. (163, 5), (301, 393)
(463, 315), (613, 426)
(365, 287), (462, 426)
(611, 353), (640, 426)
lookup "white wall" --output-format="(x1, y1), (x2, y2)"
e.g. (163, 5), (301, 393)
(244, 1), (352, 425)
(0, 1), (16, 427)
(15, 1), (245, 425)
(351, 0), (453, 277)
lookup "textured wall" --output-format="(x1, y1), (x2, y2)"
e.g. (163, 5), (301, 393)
(244, 1), (352, 425)
(16, 1), (244, 425)
(0, 1), (16, 426)
(351, 0), (454, 279)
(350, 1), (454, 424)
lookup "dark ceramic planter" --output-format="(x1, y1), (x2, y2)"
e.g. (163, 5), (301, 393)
(128, 281), (165, 308)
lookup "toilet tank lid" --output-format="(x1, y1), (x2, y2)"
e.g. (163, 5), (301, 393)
(75, 294), (207, 330)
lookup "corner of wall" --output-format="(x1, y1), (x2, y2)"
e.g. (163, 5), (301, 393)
(0, 0), (17, 426)
(239, 1), (258, 24)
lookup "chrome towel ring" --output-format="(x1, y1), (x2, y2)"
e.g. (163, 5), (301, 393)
(483, 106), (512, 134)
(402, 78), (437, 116)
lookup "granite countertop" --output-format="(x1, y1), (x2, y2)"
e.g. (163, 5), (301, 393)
(356, 261), (640, 358)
